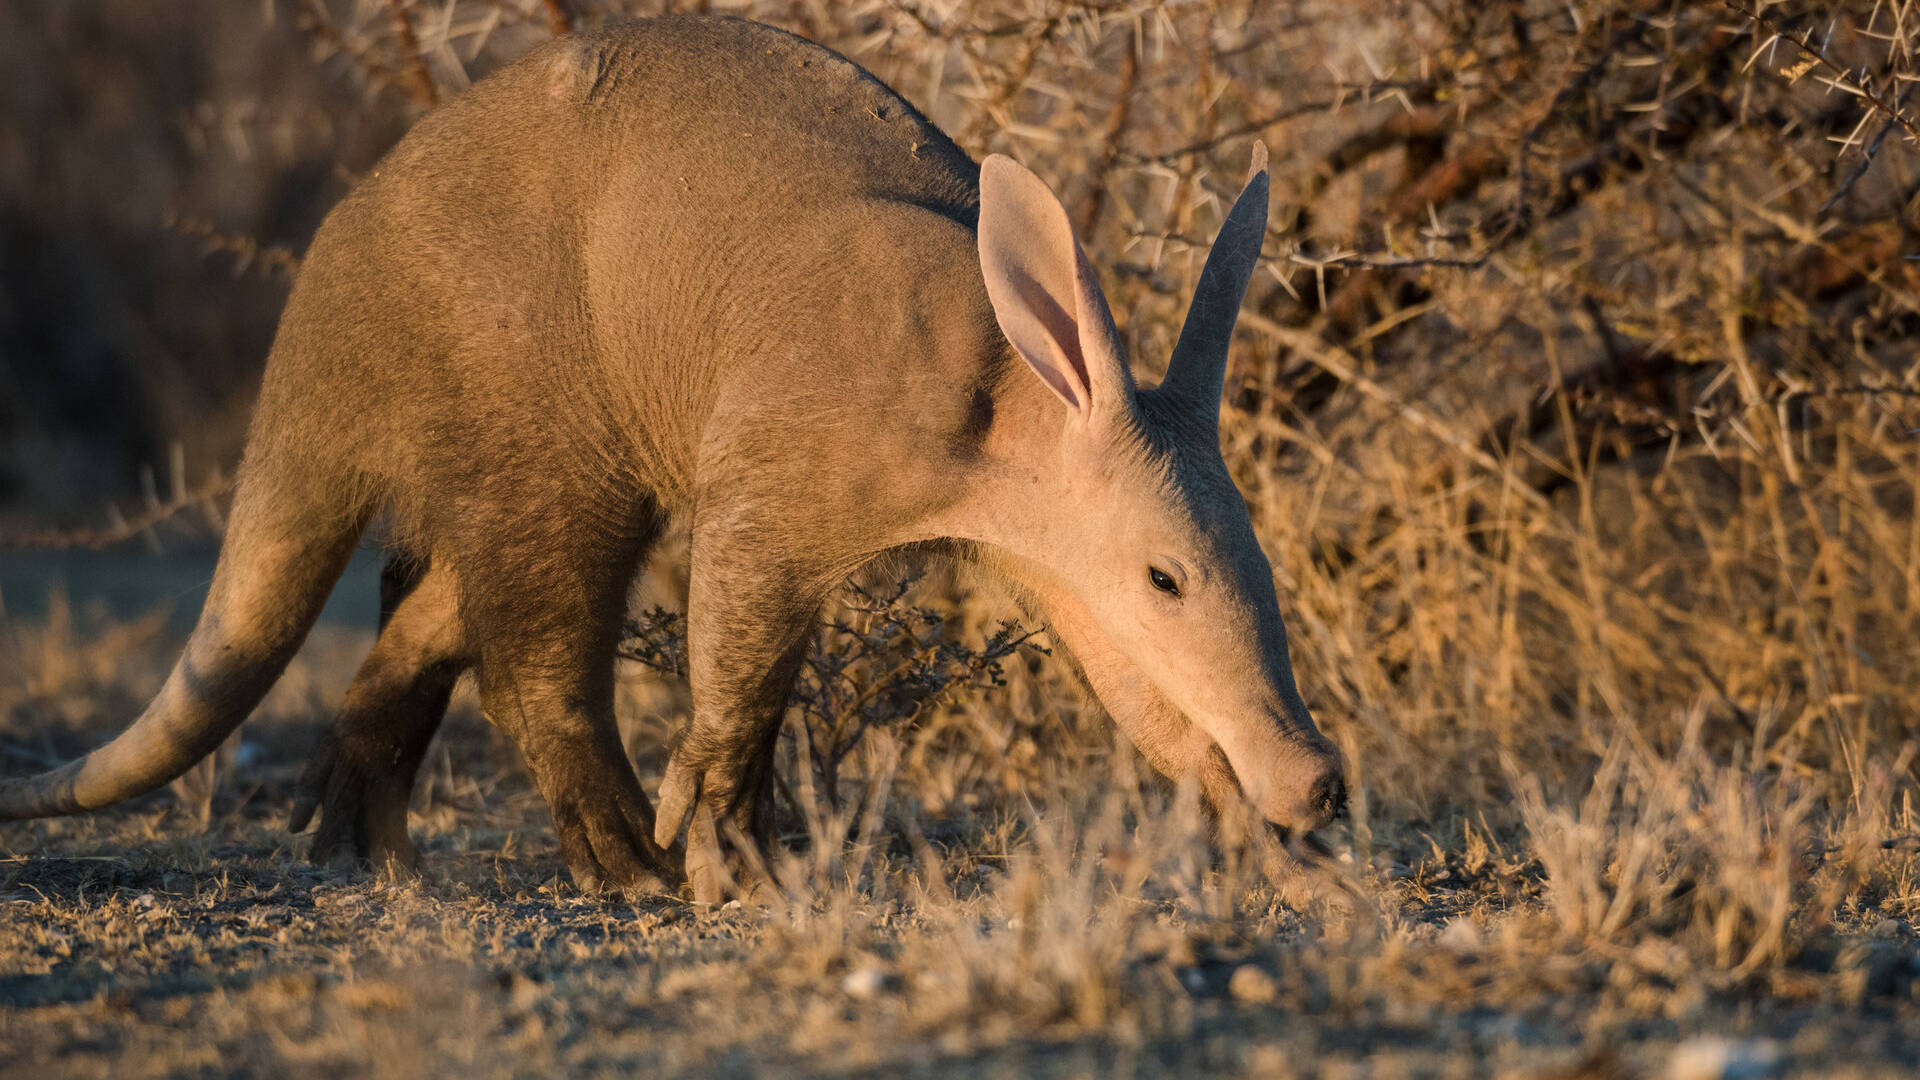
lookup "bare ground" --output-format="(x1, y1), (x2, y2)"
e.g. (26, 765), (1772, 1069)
(1, 612), (1915, 1079)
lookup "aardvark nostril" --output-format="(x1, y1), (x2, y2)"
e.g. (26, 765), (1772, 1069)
(1309, 772), (1348, 821)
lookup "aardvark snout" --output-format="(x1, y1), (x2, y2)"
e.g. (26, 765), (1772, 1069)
(1308, 768), (1348, 825)
(1266, 739), (1348, 831)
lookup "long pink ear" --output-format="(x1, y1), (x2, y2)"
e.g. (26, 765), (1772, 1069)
(977, 155), (1130, 417)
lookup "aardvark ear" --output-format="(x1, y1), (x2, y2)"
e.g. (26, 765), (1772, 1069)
(977, 154), (1132, 419)
(1159, 141), (1271, 431)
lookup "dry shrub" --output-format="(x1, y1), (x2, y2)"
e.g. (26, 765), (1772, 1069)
(1517, 717), (1820, 974)
(0, 588), (171, 756)
(742, 764), (1360, 1062)
(619, 572), (1061, 906)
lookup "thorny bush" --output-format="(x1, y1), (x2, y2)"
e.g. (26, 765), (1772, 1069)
(618, 574), (1046, 821)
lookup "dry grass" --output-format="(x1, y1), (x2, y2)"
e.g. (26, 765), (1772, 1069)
(6, 0), (1920, 1075)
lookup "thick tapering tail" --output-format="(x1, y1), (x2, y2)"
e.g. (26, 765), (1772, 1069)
(0, 463), (371, 820)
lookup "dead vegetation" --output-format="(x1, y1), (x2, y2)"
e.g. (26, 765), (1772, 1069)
(4, 0), (1920, 1076)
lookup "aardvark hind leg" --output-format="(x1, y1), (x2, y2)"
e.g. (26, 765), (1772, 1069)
(291, 553), (468, 874)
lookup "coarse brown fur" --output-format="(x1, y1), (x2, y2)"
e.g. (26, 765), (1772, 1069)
(0, 16), (1343, 901)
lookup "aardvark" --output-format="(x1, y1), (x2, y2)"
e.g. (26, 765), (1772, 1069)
(0, 15), (1345, 902)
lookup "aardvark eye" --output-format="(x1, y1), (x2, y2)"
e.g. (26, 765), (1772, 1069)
(1148, 566), (1181, 597)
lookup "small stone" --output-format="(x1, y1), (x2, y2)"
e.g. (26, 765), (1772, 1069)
(1228, 964), (1278, 1004)
(1666, 1036), (1783, 1080)
(1871, 917), (1901, 938)
(1438, 917), (1482, 953)
(506, 972), (545, 1011)
(1370, 854), (1412, 880)
(841, 965), (892, 1000)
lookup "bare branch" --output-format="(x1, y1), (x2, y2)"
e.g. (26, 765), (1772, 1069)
(1723, 0), (1920, 140)
(0, 473), (235, 552)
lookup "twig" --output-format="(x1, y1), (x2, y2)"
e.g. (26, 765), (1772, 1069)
(1820, 88), (1909, 217)
(1239, 311), (1553, 511)
(1129, 229), (1500, 272)
(1499, 16), (1647, 245)
(0, 473), (235, 552)
(1077, 41), (1139, 237)
(165, 213), (302, 282)
(1286, 245), (1498, 271)
(1142, 19), (1641, 275)
(385, 0), (441, 107)
(881, 0), (1090, 43)
(1120, 82), (1433, 167)
(297, 0), (407, 97)
(1788, 383), (1920, 402)
(1723, 0), (1920, 141)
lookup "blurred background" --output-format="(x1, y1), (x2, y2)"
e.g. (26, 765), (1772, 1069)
(7, 0), (1916, 526)
(4, 1), (319, 521)
(0, 1), (547, 527)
